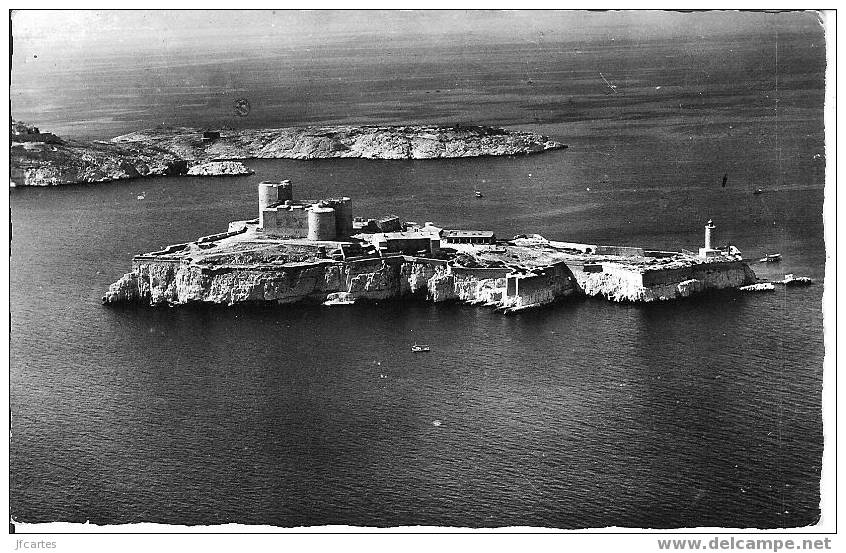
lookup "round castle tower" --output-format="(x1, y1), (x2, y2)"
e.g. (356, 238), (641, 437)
(258, 180), (293, 227)
(325, 197), (353, 237)
(308, 206), (337, 241)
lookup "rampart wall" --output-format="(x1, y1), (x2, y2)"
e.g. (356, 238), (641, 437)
(595, 245), (645, 257)
(575, 260), (756, 302)
(640, 261), (751, 287)
(263, 208), (309, 237)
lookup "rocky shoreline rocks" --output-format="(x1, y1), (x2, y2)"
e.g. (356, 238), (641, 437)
(186, 161), (254, 176)
(10, 121), (566, 186)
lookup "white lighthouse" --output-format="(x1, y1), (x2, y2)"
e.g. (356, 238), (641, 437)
(699, 219), (719, 258)
(704, 219), (715, 249)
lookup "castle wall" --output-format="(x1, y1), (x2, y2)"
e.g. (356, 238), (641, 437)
(595, 245), (645, 257)
(503, 261), (576, 309)
(575, 260), (757, 302)
(377, 216), (402, 233)
(259, 208), (276, 230)
(380, 236), (432, 254)
(451, 266), (511, 279)
(641, 261), (751, 287)
(265, 208), (309, 238)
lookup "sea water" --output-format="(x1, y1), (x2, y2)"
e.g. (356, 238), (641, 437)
(10, 19), (826, 528)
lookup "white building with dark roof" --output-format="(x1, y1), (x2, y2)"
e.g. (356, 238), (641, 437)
(443, 230), (496, 245)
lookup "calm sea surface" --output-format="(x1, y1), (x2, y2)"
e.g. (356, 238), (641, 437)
(10, 19), (826, 528)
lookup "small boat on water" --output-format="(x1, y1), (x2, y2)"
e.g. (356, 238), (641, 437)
(322, 292), (356, 306)
(411, 344), (430, 352)
(759, 253), (782, 263)
(781, 274), (813, 287)
(474, 190), (483, 198)
(323, 297), (356, 306)
(753, 188), (764, 195)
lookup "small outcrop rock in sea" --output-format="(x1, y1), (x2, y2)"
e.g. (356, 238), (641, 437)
(186, 161), (254, 176)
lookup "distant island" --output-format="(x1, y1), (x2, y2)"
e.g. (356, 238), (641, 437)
(10, 120), (566, 186)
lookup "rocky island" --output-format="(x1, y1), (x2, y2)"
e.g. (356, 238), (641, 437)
(103, 180), (759, 311)
(10, 121), (566, 186)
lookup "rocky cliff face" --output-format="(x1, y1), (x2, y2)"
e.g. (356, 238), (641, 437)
(104, 255), (754, 309)
(575, 261), (757, 302)
(104, 259), (460, 306)
(102, 257), (578, 311)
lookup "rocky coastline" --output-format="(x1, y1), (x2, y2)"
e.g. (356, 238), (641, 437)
(10, 121), (566, 186)
(186, 161), (254, 176)
(103, 254), (757, 309)
(103, 256), (529, 308)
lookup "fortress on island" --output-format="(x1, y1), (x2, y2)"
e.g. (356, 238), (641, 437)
(103, 179), (759, 311)
(256, 181), (354, 241)
(249, 180), (495, 257)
